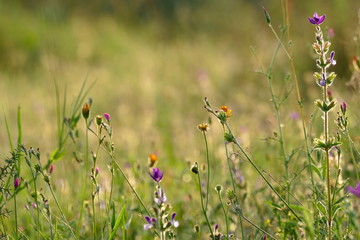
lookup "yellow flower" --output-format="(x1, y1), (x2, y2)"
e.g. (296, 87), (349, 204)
(197, 123), (209, 132)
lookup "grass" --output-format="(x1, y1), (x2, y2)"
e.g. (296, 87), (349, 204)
(1, 0), (360, 239)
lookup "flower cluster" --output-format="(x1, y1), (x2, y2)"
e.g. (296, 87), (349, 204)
(310, 12), (341, 151)
(144, 168), (179, 238)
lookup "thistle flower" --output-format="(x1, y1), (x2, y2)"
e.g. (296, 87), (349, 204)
(197, 123), (209, 132)
(150, 168), (163, 183)
(346, 183), (360, 198)
(308, 12), (325, 25)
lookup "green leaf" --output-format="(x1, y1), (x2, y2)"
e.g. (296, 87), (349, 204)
(108, 204), (126, 240)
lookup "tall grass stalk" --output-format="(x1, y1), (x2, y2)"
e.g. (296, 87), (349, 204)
(265, 4), (317, 193)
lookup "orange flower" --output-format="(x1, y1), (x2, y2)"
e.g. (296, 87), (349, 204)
(148, 153), (158, 167)
(220, 106), (232, 118)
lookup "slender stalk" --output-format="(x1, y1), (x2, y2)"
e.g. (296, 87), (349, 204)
(222, 125), (245, 239)
(224, 122), (302, 222)
(47, 183), (77, 239)
(202, 132), (211, 211)
(196, 170), (214, 239)
(217, 191), (229, 240)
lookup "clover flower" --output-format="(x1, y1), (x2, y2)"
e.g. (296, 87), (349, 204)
(308, 12), (325, 25)
(149, 168), (163, 183)
(346, 183), (360, 198)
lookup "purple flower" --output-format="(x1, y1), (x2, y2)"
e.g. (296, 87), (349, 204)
(329, 51), (336, 65)
(14, 177), (20, 189)
(319, 73), (326, 87)
(170, 212), (179, 227)
(144, 216), (157, 230)
(154, 187), (167, 205)
(308, 12), (325, 25)
(104, 113), (111, 123)
(150, 168), (163, 183)
(346, 183), (360, 198)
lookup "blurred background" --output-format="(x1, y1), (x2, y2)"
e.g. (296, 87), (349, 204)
(1, 0), (360, 238)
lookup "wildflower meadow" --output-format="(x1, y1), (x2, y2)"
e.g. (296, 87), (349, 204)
(1, 0), (360, 239)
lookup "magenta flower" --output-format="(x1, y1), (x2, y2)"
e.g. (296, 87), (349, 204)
(104, 113), (110, 123)
(308, 12), (325, 25)
(150, 168), (163, 183)
(14, 177), (20, 189)
(346, 183), (360, 198)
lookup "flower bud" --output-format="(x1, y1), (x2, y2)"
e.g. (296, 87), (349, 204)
(191, 162), (199, 174)
(215, 184), (223, 192)
(96, 115), (102, 126)
(82, 103), (90, 119)
(262, 7), (271, 25)
(14, 177), (20, 189)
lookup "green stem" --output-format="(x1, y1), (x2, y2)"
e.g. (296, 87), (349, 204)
(224, 122), (302, 222)
(222, 125), (245, 239)
(196, 171), (214, 239)
(14, 187), (18, 240)
(217, 191), (229, 240)
(202, 132), (211, 211)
